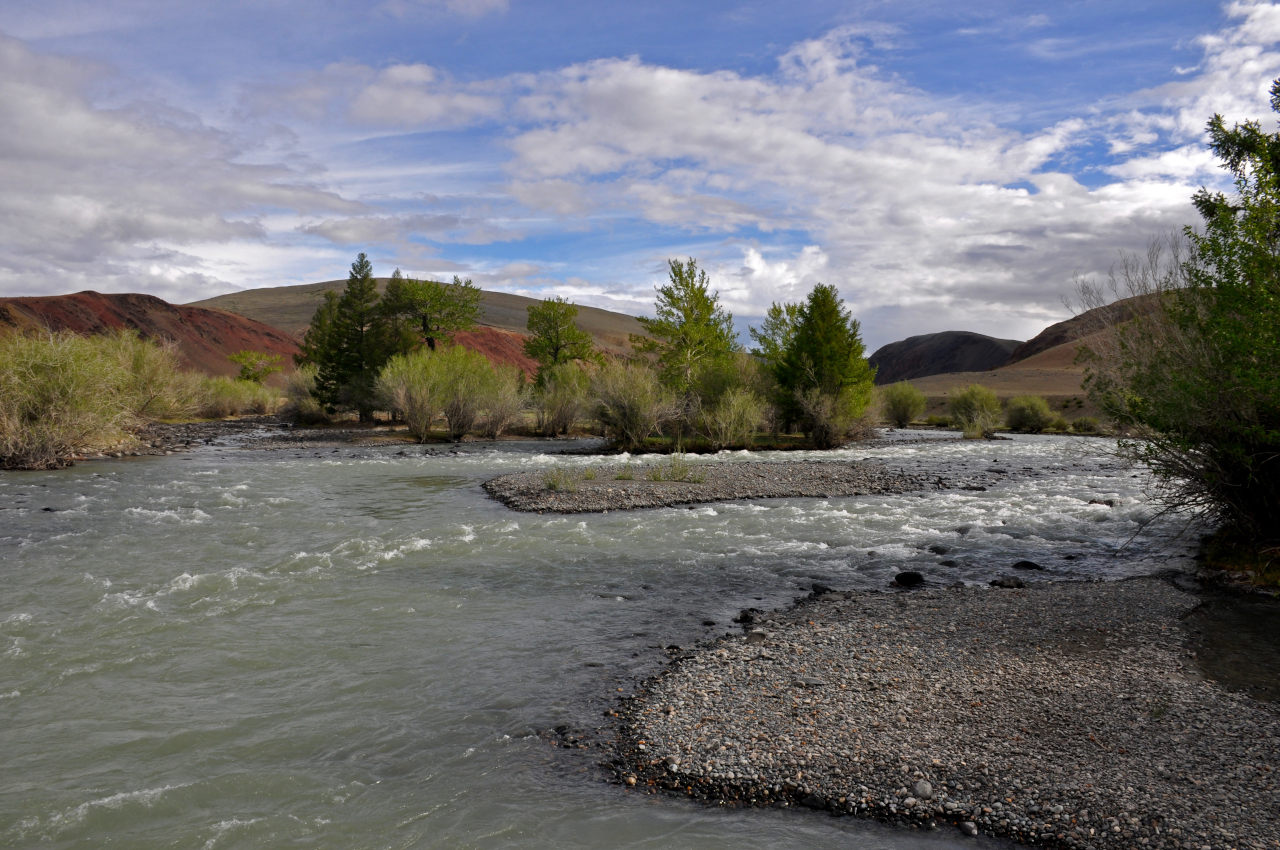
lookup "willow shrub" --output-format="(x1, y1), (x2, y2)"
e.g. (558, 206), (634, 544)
(880, 381), (926, 428)
(1005, 395), (1053, 433)
(0, 330), (131, 469)
(592, 360), (676, 451)
(697, 387), (765, 450)
(478, 364), (527, 439)
(437, 346), (495, 440)
(534, 362), (589, 436)
(950, 384), (1001, 439)
(377, 349), (444, 441)
(198, 377), (282, 418)
(284, 364), (329, 424)
(100, 330), (205, 420)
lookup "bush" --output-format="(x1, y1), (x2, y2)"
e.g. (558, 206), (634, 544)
(592, 360), (676, 451)
(924, 414), (953, 428)
(198, 377), (281, 418)
(881, 381), (926, 428)
(478, 364), (527, 439)
(949, 384), (1001, 439)
(697, 387), (765, 449)
(535, 362), (589, 436)
(377, 349), (444, 441)
(284, 364), (329, 424)
(1048, 415), (1071, 432)
(0, 330), (131, 469)
(437, 346), (494, 440)
(100, 330), (204, 420)
(1005, 395), (1053, 433)
(1071, 416), (1102, 435)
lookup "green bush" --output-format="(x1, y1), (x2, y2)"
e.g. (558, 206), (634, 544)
(697, 387), (765, 449)
(198, 377), (281, 418)
(100, 330), (204, 420)
(376, 349), (444, 441)
(949, 384), (1001, 439)
(880, 381), (926, 428)
(478, 364), (527, 440)
(535, 362), (589, 436)
(284, 364), (329, 424)
(0, 330), (132, 469)
(924, 414), (953, 428)
(1005, 395), (1053, 433)
(1071, 416), (1102, 435)
(1048, 415), (1071, 432)
(592, 360), (676, 451)
(437, 346), (495, 440)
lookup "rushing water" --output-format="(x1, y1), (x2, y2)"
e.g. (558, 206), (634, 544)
(0, 431), (1200, 849)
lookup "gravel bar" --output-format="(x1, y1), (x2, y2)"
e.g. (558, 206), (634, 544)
(613, 578), (1280, 849)
(483, 459), (942, 513)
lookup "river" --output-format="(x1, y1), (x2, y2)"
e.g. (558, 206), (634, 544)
(0, 431), (1199, 849)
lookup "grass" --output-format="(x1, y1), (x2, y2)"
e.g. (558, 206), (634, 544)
(542, 467), (580, 492)
(1200, 529), (1280, 588)
(644, 453), (706, 483)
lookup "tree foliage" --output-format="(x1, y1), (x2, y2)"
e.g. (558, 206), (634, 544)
(524, 297), (596, 372)
(633, 258), (739, 394)
(298, 253), (395, 420)
(1080, 81), (1280, 539)
(381, 270), (482, 352)
(228, 350), (283, 384)
(592, 360), (677, 451)
(771, 283), (876, 447)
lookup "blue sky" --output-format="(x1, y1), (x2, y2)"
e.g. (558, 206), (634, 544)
(2, 0), (1278, 349)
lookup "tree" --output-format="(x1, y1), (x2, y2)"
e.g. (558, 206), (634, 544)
(524, 297), (596, 372)
(1080, 80), (1280, 541)
(775, 283), (876, 448)
(298, 252), (391, 420)
(381, 272), (482, 352)
(633, 258), (739, 394)
(228, 350), (283, 384)
(748, 301), (802, 369)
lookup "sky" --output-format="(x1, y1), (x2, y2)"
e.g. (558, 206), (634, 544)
(3, 0), (1280, 350)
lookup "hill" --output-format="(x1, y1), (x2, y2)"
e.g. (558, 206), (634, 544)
(189, 279), (645, 356)
(1005, 294), (1155, 365)
(0, 291), (299, 377)
(868, 331), (1021, 384)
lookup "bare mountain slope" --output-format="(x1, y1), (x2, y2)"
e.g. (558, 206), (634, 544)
(868, 331), (1022, 384)
(190, 279), (645, 356)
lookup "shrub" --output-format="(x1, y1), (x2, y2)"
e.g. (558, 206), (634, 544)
(535, 362), (589, 436)
(0, 330), (131, 469)
(797, 386), (873, 449)
(198, 377), (281, 418)
(924, 414), (953, 428)
(437, 346), (495, 440)
(949, 384), (1001, 439)
(697, 387), (765, 449)
(592, 360), (677, 451)
(376, 349), (444, 441)
(881, 381), (926, 428)
(284, 364), (329, 424)
(99, 329), (204, 420)
(1048, 415), (1071, 432)
(1005, 395), (1053, 433)
(1071, 416), (1102, 435)
(478, 364), (527, 440)
(542, 467), (579, 492)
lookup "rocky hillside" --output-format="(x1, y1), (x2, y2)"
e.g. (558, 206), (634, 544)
(0, 291), (299, 377)
(868, 331), (1021, 384)
(1005, 294), (1155, 365)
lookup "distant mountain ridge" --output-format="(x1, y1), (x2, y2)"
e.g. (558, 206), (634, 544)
(189, 279), (645, 357)
(869, 331), (1022, 384)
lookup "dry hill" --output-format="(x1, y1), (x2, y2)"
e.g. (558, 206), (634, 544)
(0, 291), (299, 377)
(869, 331), (1021, 384)
(190, 279), (645, 356)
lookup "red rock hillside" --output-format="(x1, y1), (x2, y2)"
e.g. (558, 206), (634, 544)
(452, 327), (539, 378)
(0, 291), (300, 377)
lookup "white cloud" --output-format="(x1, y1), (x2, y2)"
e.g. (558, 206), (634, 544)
(0, 33), (359, 300)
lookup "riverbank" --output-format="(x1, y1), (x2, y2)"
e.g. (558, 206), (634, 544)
(612, 577), (1280, 849)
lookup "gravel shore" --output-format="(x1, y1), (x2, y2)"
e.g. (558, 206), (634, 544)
(613, 577), (1280, 849)
(483, 459), (947, 513)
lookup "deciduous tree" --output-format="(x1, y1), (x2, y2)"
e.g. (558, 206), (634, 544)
(633, 258), (739, 394)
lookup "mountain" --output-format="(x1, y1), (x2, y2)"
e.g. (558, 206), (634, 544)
(0, 291), (299, 377)
(189, 279), (645, 356)
(1005, 294), (1155, 365)
(868, 331), (1022, 384)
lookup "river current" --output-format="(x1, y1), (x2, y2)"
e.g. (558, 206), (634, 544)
(0, 431), (1199, 849)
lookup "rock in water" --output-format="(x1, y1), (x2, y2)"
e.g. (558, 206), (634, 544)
(1012, 560), (1044, 571)
(990, 576), (1026, 589)
(893, 571), (925, 588)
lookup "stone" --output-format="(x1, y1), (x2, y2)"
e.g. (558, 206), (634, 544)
(914, 779), (934, 800)
(990, 576), (1026, 589)
(960, 821), (979, 837)
(893, 571), (925, 588)
(745, 628), (769, 644)
(1012, 560), (1044, 571)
